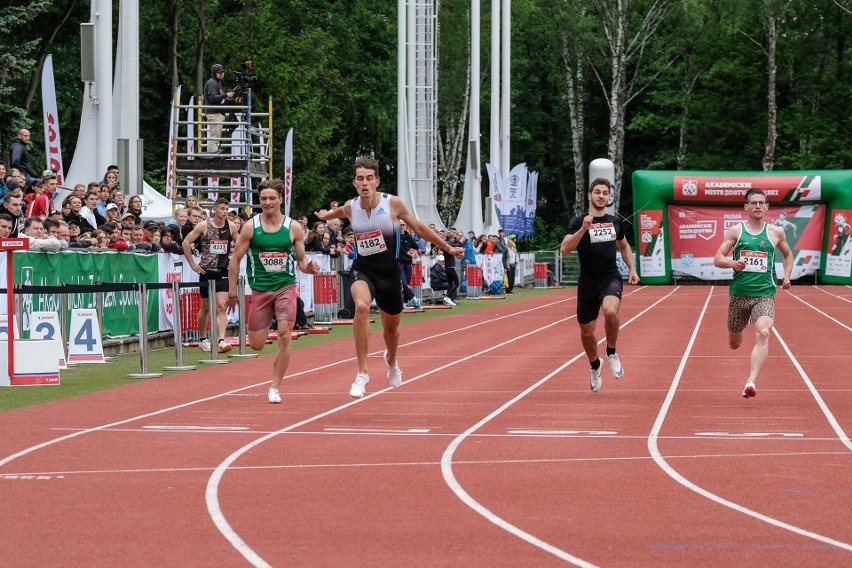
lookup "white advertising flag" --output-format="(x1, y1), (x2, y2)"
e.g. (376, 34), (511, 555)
(284, 128), (294, 217)
(41, 54), (65, 187)
(165, 85), (182, 200)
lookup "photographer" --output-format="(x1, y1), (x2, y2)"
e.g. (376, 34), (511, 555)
(203, 63), (240, 154)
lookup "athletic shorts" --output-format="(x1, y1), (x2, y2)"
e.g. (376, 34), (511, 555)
(727, 295), (775, 333)
(199, 269), (228, 299)
(576, 276), (623, 325)
(352, 267), (403, 316)
(248, 284), (297, 331)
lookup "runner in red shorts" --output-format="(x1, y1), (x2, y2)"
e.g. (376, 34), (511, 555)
(227, 179), (319, 404)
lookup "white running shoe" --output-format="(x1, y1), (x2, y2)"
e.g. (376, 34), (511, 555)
(742, 381), (757, 398)
(607, 352), (624, 379)
(590, 359), (603, 392)
(383, 350), (402, 388)
(443, 296), (457, 306)
(218, 339), (232, 353)
(268, 387), (282, 404)
(199, 338), (212, 352)
(350, 373), (369, 398)
(413, 297), (422, 309)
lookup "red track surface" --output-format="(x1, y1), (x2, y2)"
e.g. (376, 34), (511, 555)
(1, 285), (851, 567)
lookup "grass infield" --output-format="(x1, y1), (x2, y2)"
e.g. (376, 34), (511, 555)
(0, 286), (565, 412)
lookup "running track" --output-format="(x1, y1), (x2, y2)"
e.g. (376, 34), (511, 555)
(1, 285), (850, 567)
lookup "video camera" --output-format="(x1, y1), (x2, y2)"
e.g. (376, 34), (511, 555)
(234, 60), (260, 95)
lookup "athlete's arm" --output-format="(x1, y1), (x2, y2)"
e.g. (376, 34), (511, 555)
(182, 221), (208, 274)
(770, 224), (793, 289)
(713, 224), (745, 272)
(226, 220), (254, 308)
(314, 201), (351, 222)
(616, 238), (640, 285)
(290, 221), (320, 275)
(393, 198), (464, 259)
(560, 214), (592, 255)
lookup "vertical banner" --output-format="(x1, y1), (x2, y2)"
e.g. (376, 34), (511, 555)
(284, 128), (294, 217)
(41, 54), (65, 187)
(638, 210), (666, 278)
(503, 163), (527, 235)
(524, 171), (538, 239)
(826, 209), (852, 277)
(165, 85), (182, 200)
(185, 95), (195, 197)
(486, 163), (504, 229)
(231, 122), (246, 204)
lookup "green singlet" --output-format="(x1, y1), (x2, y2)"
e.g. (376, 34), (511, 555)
(730, 222), (777, 297)
(247, 215), (296, 292)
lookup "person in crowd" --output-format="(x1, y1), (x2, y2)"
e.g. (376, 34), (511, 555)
(297, 215), (308, 233)
(120, 211), (137, 227)
(227, 208), (238, 224)
(129, 224), (159, 251)
(159, 227), (182, 254)
(441, 228), (462, 305)
(101, 167), (119, 189)
(27, 171), (58, 218)
(0, 213), (13, 238)
(227, 179), (319, 404)
(185, 195), (200, 210)
(314, 155), (463, 399)
(505, 234), (519, 294)
(560, 178), (640, 393)
(143, 220), (162, 243)
(22, 216), (62, 252)
(398, 221), (420, 308)
(0, 162), (8, 198)
(342, 231), (357, 260)
(429, 254), (451, 300)
(63, 195), (89, 230)
(110, 187), (126, 215)
(305, 221), (326, 252)
(463, 230), (477, 268)
(325, 218), (343, 242)
(9, 129), (39, 185)
(104, 202), (120, 223)
(70, 183), (86, 201)
(167, 207), (188, 238)
(203, 63), (240, 153)
(42, 218), (69, 250)
(0, 188), (24, 235)
(67, 220), (82, 243)
(291, 296), (313, 331)
(126, 195), (144, 224)
(96, 184), (111, 216)
(184, 197), (240, 353)
(81, 192), (106, 231)
(713, 188), (793, 398)
(183, 206), (206, 242)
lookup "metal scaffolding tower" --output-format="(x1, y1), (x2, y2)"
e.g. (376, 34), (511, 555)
(169, 91), (272, 210)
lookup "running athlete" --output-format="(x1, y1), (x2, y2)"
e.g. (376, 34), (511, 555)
(560, 178), (639, 393)
(315, 155), (463, 398)
(227, 179), (319, 404)
(183, 197), (240, 353)
(714, 188), (793, 398)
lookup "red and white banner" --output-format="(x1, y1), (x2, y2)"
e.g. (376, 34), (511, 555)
(669, 204), (824, 280)
(637, 210), (665, 278)
(284, 128), (293, 217)
(826, 209), (852, 277)
(165, 86), (182, 200)
(41, 54), (65, 187)
(185, 95), (195, 197)
(673, 175), (822, 203)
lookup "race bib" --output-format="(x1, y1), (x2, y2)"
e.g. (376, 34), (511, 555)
(589, 223), (617, 243)
(741, 250), (768, 273)
(259, 252), (290, 272)
(210, 240), (228, 255)
(356, 229), (387, 256)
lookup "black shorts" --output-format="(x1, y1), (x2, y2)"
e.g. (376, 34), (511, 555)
(576, 275), (623, 325)
(199, 269), (229, 299)
(351, 266), (403, 315)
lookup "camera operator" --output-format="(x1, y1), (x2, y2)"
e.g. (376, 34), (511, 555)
(204, 63), (240, 154)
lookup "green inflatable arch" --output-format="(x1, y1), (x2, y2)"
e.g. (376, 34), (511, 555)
(631, 170), (852, 285)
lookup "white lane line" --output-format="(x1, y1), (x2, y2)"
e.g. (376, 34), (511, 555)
(772, 327), (852, 452)
(439, 287), (680, 567)
(0, 295), (574, 471)
(785, 289), (852, 332)
(6, 450), (851, 479)
(812, 285), (852, 304)
(205, 292), (598, 568)
(648, 287), (852, 553)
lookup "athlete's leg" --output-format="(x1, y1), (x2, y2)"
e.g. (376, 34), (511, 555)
(601, 295), (622, 350)
(352, 279), (374, 375)
(198, 297), (210, 341)
(380, 310), (402, 367)
(729, 330), (744, 350)
(270, 318), (294, 390)
(579, 320), (599, 363)
(747, 315), (773, 383)
(214, 290), (230, 339)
